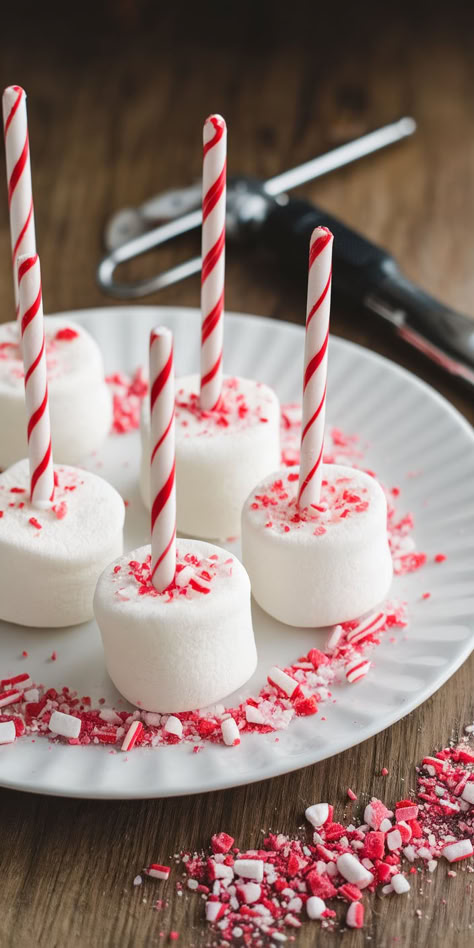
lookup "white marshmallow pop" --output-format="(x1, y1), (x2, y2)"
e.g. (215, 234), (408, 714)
(140, 374), (280, 539)
(0, 459), (125, 627)
(241, 463), (393, 628)
(94, 539), (257, 713)
(0, 318), (112, 469)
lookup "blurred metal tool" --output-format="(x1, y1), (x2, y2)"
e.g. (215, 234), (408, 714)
(98, 116), (474, 388)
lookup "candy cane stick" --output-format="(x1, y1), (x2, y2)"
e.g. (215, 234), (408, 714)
(18, 254), (54, 508)
(200, 114), (226, 410)
(150, 327), (176, 591)
(297, 227), (333, 508)
(2, 86), (36, 315)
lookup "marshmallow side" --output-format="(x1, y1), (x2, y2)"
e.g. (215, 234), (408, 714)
(241, 463), (393, 627)
(0, 460), (125, 627)
(0, 318), (112, 467)
(140, 375), (280, 539)
(94, 540), (257, 713)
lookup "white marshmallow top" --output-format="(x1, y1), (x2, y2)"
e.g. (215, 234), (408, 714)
(94, 539), (257, 713)
(241, 463), (393, 627)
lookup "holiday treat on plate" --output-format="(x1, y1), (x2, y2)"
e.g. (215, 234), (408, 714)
(242, 227), (393, 627)
(0, 255), (124, 627)
(95, 327), (257, 713)
(0, 86), (111, 469)
(139, 115), (280, 539)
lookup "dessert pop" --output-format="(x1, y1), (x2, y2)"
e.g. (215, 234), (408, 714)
(2, 86), (36, 314)
(200, 114), (227, 410)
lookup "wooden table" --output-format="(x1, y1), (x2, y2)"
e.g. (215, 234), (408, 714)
(1, 3), (473, 946)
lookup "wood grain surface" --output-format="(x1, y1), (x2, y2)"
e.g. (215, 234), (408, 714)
(0, 3), (473, 946)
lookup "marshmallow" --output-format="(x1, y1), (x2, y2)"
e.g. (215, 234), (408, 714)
(306, 896), (326, 920)
(140, 374), (280, 539)
(336, 853), (374, 889)
(0, 459), (125, 627)
(241, 463), (393, 627)
(94, 540), (257, 713)
(0, 318), (112, 468)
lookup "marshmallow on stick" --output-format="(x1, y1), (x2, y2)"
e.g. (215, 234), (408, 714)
(0, 255), (124, 628)
(242, 228), (393, 628)
(1, 86), (111, 468)
(2, 85), (36, 314)
(139, 117), (280, 540)
(96, 327), (257, 713)
(200, 114), (226, 410)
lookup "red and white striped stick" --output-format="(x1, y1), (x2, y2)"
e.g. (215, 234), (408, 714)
(2, 86), (36, 315)
(297, 226), (333, 509)
(150, 327), (176, 591)
(18, 254), (54, 508)
(200, 114), (227, 410)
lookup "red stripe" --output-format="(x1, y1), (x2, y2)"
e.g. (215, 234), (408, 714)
(12, 199), (34, 264)
(27, 387), (48, 441)
(151, 461), (176, 533)
(8, 133), (29, 205)
(201, 292), (224, 344)
(298, 441), (324, 506)
(303, 328), (329, 392)
(18, 253), (38, 283)
(150, 526), (176, 583)
(202, 163), (226, 220)
(300, 383), (326, 443)
(20, 284), (42, 335)
(203, 115), (225, 157)
(306, 269), (332, 328)
(201, 352), (222, 391)
(150, 409), (174, 464)
(309, 228), (332, 268)
(150, 347), (173, 412)
(24, 334), (45, 387)
(30, 441), (52, 501)
(201, 228), (225, 284)
(3, 86), (23, 136)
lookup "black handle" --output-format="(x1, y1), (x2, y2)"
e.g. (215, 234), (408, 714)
(261, 198), (474, 374)
(261, 197), (391, 299)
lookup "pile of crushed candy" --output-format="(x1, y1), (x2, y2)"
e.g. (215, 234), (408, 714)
(0, 396), (442, 753)
(133, 731), (474, 943)
(106, 367), (148, 434)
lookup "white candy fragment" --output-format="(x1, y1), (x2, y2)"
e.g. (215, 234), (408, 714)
(391, 874), (410, 894)
(206, 901), (224, 922)
(305, 803), (329, 828)
(245, 704), (265, 725)
(163, 716), (183, 740)
(267, 666), (298, 698)
(386, 829), (402, 851)
(221, 717), (241, 747)
(49, 710), (81, 739)
(237, 882), (261, 904)
(0, 720), (16, 744)
(336, 853), (373, 889)
(461, 782), (474, 805)
(306, 896), (326, 920)
(443, 839), (473, 863)
(234, 859), (264, 882)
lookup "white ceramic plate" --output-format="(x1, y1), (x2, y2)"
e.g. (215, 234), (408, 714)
(1, 306), (473, 799)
